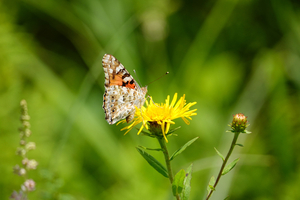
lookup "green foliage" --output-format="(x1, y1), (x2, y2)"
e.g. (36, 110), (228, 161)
(136, 147), (169, 178)
(172, 169), (185, 196)
(207, 176), (216, 195)
(214, 147), (225, 161)
(222, 158), (240, 176)
(235, 143), (244, 147)
(181, 164), (193, 200)
(138, 145), (162, 151)
(170, 137), (199, 161)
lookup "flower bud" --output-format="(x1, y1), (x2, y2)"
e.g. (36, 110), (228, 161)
(22, 121), (31, 129)
(230, 113), (249, 132)
(25, 142), (36, 151)
(20, 115), (30, 121)
(19, 168), (27, 176)
(21, 179), (35, 192)
(26, 159), (38, 170)
(22, 158), (29, 166)
(13, 165), (27, 176)
(24, 129), (32, 137)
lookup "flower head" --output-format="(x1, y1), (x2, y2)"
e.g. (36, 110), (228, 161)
(230, 113), (249, 133)
(119, 93), (197, 142)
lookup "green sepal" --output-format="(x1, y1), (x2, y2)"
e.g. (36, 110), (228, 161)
(224, 196), (229, 200)
(222, 158), (240, 175)
(214, 147), (225, 161)
(138, 145), (162, 151)
(136, 147), (169, 178)
(166, 126), (181, 136)
(180, 163), (193, 200)
(170, 137), (199, 161)
(226, 129), (251, 134)
(172, 169), (186, 196)
(235, 143), (244, 147)
(207, 176), (216, 194)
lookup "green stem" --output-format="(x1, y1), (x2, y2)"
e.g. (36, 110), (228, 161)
(157, 137), (180, 200)
(206, 132), (240, 200)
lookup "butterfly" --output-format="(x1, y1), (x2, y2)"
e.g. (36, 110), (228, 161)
(102, 54), (147, 124)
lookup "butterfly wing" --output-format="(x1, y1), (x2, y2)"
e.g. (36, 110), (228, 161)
(102, 54), (147, 124)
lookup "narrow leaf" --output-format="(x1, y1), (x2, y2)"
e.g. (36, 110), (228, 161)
(181, 163), (193, 200)
(170, 137), (199, 161)
(138, 145), (162, 151)
(214, 147), (225, 161)
(207, 176), (216, 194)
(222, 158), (240, 175)
(235, 143), (244, 147)
(136, 147), (169, 178)
(172, 169), (186, 196)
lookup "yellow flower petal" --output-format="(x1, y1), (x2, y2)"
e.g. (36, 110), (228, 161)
(118, 94), (197, 142)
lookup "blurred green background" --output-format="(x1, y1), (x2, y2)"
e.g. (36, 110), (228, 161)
(1, 0), (300, 199)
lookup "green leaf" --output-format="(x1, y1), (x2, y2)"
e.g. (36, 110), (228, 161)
(235, 143), (244, 147)
(243, 130), (252, 134)
(172, 169), (186, 196)
(209, 185), (215, 190)
(181, 163), (193, 200)
(138, 145), (162, 151)
(224, 196), (229, 200)
(170, 137), (199, 161)
(222, 158), (240, 175)
(214, 147), (225, 161)
(136, 147), (169, 178)
(207, 176), (216, 194)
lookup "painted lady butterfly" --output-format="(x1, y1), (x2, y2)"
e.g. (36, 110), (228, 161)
(102, 54), (147, 124)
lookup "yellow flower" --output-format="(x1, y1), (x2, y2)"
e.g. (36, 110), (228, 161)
(118, 93), (197, 142)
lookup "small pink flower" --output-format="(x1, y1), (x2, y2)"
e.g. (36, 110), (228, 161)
(21, 179), (35, 192)
(26, 159), (38, 170)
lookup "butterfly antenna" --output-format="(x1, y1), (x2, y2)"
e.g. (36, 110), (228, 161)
(145, 71), (169, 86)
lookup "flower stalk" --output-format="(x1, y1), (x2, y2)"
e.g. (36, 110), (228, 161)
(206, 132), (240, 200)
(157, 136), (181, 200)
(11, 100), (37, 200)
(206, 113), (250, 200)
